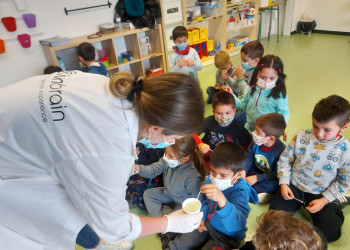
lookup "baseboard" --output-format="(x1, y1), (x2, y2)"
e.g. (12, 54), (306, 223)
(290, 30), (350, 36)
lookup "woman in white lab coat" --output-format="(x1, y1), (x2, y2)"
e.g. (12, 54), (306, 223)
(0, 70), (204, 250)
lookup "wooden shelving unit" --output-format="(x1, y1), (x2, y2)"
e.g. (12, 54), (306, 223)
(41, 25), (166, 77)
(159, 0), (260, 68)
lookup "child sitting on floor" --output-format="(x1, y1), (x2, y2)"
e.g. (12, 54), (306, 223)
(239, 210), (327, 250)
(242, 113), (286, 203)
(166, 142), (258, 250)
(270, 95), (350, 242)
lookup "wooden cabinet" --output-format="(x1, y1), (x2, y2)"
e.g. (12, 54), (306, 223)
(159, 0), (260, 67)
(41, 25), (166, 77)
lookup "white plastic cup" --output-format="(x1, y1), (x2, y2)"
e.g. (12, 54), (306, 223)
(182, 198), (201, 214)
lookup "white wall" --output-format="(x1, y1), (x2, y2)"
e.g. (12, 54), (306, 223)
(0, 0), (119, 87)
(291, 0), (350, 33)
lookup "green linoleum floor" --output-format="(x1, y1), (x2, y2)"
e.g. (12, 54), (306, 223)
(78, 33), (350, 249)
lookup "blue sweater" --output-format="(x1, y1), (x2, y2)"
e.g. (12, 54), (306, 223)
(201, 177), (258, 241)
(78, 61), (108, 77)
(234, 86), (289, 133)
(245, 140), (286, 193)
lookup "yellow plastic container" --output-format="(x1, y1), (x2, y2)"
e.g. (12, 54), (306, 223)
(188, 31), (193, 44)
(207, 39), (214, 51)
(192, 29), (200, 43)
(200, 27), (207, 40)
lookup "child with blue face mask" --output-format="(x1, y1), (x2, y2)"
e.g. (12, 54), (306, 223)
(133, 135), (206, 218)
(166, 142), (258, 250)
(169, 26), (202, 78)
(231, 55), (290, 135)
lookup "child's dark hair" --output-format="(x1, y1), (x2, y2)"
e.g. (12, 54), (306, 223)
(43, 65), (62, 74)
(254, 210), (327, 250)
(172, 26), (188, 41)
(210, 141), (246, 173)
(212, 91), (236, 110)
(255, 113), (286, 139)
(77, 42), (96, 61)
(241, 40), (264, 60)
(171, 135), (206, 181)
(312, 95), (350, 127)
(250, 54), (287, 99)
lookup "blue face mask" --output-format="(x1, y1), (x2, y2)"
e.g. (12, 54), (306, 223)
(176, 42), (188, 51)
(139, 134), (174, 149)
(241, 62), (254, 71)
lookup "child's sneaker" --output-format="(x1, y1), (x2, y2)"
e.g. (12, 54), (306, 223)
(93, 239), (133, 250)
(160, 232), (178, 249)
(332, 194), (350, 209)
(257, 193), (273, 204)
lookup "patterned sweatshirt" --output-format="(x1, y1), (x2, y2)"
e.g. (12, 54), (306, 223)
(277, 129), (350, 202)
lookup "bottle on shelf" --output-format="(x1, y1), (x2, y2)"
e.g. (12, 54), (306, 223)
(115, 13), (122, 30)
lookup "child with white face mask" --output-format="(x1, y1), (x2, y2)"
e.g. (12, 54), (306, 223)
(242, 113), (286, 204)
(133, 135), (206, 218)
(166, 142), (258, 250)
(230, 55), (289, 135)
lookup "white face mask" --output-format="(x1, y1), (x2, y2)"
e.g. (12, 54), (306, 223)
(163, 154), (180, 168)
(257, 78), (276, 90)
(210, 172), (240, 191)
(252, 131), (265, 146)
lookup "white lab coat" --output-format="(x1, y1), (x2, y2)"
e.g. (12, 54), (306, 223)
(0, 71), (141, 249)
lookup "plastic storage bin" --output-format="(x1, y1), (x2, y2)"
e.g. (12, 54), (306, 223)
(200, 3), (220, 17)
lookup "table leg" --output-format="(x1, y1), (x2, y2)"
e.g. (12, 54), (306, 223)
(268, 8), (273, 41)
(258, 11), (262, 40)
(277, 6), (280, 42)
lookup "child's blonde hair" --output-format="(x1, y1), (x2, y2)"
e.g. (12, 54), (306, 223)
(171, 135), (206, 181)
(253, 210), (326, 250)
(214, 50), (230, 70)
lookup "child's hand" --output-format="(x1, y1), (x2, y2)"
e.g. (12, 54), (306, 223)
(233, 66), (245, 80)
(197, 219), (207, 233)
(178, 58), (187, 67)
(221, 86), (233, 94)
(201, 184), (226, 209)
(240, 170), (246, 179)
(198, 143), (211, 154)
(133, 164), (140, 175)
(187, 60), (194, 67)
(246, 175), (258, 186)
(283, 131), (287, 142)
(281, 184), (294, 200)
(306, 197), (329, 213)
(221, 70), (229, 80)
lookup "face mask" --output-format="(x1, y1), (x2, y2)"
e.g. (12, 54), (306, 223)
(257, 78), (276, 90)
(252, 131), (266, 146)
(241, 62), (254, 71)
(139, 134), (174, 149)
(210, 172), (240, 191)
(215, 116), (234, 127)
(176, 42), (188, 51)
(163, 154), (180, 168)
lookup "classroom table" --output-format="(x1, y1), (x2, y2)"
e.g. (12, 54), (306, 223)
(258, 1), (285, 42)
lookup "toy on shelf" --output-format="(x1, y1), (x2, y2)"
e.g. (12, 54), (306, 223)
(146, 67), (164, 76)
(119, 51), (133, 64)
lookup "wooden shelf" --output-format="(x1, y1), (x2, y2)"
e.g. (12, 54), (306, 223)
(226, 24), (256, 33)
(227, 0), (255, 8)
(187, 15), (223, 25)
(41, 25), (166, 77)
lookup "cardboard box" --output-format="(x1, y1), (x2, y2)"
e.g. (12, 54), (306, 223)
(146, 68), (164, 76)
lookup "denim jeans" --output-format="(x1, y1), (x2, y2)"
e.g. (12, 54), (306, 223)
(76, 224), (100, 248)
